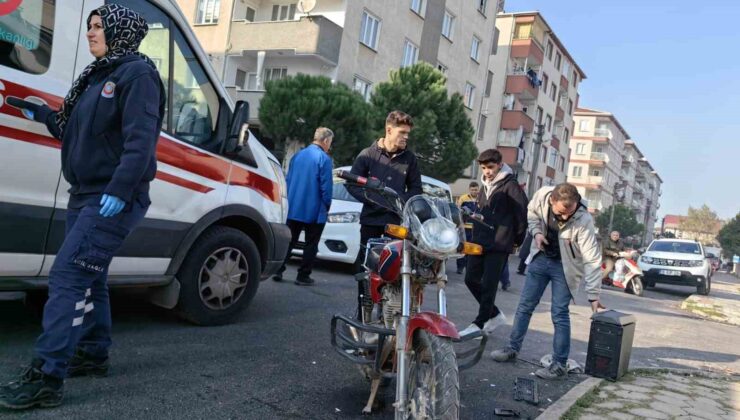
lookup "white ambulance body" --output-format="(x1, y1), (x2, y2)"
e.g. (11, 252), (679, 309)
(0, 0), (290, 325)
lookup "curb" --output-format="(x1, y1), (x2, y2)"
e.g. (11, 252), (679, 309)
(537, 377), (603, 420)
(537, 367), (739, 419)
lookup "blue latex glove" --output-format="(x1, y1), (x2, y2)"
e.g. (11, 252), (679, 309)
(99, 194), (125, 217)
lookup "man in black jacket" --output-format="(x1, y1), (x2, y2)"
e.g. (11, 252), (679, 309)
(459, 149), (528, 337)
(347, 111), (423, 274)
(602, 230), (624, 281)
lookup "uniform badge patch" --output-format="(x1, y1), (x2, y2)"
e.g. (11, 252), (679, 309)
(101, 81), (116, 98)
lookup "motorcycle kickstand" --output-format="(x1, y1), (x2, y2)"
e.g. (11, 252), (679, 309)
(362, 378), (382, 415)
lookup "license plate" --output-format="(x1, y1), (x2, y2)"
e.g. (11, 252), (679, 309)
(659, 269), (681, 276)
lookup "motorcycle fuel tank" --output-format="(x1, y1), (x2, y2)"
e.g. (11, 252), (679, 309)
(378, 240), (403, 283)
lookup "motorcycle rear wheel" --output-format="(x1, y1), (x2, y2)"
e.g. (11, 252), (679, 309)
(406, 330), (459, 419)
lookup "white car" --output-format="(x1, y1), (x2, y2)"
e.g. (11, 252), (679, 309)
(293, 166), (452, 264)
(638, 239), (713, 295)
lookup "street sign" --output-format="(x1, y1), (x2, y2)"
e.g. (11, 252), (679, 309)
(733, 255), (739, 264)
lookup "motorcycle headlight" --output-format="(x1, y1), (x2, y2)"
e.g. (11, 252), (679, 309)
(418, 218), (459, 254)
(640, 256), (653, 264)
(327, 212), (360, 223)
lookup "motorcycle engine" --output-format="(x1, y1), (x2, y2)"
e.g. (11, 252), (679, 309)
(381, 286), (403, 329)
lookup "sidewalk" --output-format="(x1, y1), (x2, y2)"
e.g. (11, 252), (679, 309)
(561, 370), (739, 420)
(680, 272), (740, 326)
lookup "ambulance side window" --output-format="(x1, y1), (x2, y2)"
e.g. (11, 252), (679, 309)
(0, 0), (55, 74)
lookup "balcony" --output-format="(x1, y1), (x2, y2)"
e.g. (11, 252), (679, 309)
(635, 170), (646, 181)
(505, 74), (540, 100)
(550, 135), (560, 150)
(560, 74), (569, 90)
(498, 129), (526, 147)
(510, 35), (544, 65)
(230, 16), (343, 65)
(555, 105), (565, 122)
(501, 110), (535, 133)
(228, 89), (265, 124)
(590, 152), (608, 162)
(595, 127), (612, 138)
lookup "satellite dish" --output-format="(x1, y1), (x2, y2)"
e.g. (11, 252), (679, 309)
(297, 0), (316, 14)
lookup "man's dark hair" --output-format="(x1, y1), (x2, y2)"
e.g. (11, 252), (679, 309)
(386, 111), (414, 128)
(477, 149), (502, 164)
(469, 181), (479, 188)
(551, 183), (581, 206)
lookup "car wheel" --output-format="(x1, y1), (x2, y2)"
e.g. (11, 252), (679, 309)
(177, 226), (261, 325)
(697, 277), (710, 296)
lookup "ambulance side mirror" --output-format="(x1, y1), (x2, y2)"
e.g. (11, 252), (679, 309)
(225, 100), (250, 155)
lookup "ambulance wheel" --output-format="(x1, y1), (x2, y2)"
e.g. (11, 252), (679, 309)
(177, 226), (261, 325)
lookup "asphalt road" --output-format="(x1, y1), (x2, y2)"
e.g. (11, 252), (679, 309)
(0, 258), (738, 419)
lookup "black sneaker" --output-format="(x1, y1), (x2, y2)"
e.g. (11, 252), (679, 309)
(294, 276), (315, 286)
(0, 360), (63, 410)
(68, 349), (109, 378)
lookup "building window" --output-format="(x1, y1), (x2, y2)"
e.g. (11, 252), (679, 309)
(564, 128), (570, 144)
(478, 0), (488, 15)
(536, 176), (543, 189)
(442, 10), (455, 40)
(546, 40), (553, 61)
(542, 73), (549, 94)
(542, 146), (547, 163)
(360, 10), (381, 50)
(477, 115), (487, 141)
(246, 73), (258, 90)
(264, 67), (288, 83)
(572, 166), (582, 177)
(562, 61), (571, 81)
(491, 27), (500, 55)
(410, 0), (426, 17)
(196, 0), (220, 24)
(485, 71), (493, 97)
(550, 83), (557, 101)
(437, 62), (448, 74)
(549, 149), (558, 167)
(235, 69), (247, 88)
(536, 106), (543, 124)
(591, 169), (601, 177)
(470, 36), (481, 62)
(568, 99), (574, 115)
(579, 119), (589, 132)
(575, 143), (585, 155)
(464, 83), (476, 109)
(271, 3), (296, 21)
(545, 114), (552, 132)
(572, 71), (578, 87)
(402, 39), (419, 67)
(554, 51), (562, 70)
(353, 76), (372, 102)
(559, 156), (565, 171)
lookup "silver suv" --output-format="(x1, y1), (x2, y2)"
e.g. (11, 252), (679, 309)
(638, 239), (712, 295)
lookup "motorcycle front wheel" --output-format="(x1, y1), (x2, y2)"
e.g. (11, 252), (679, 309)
(406, 330), (459, 419)
(626, 276), (644, 296)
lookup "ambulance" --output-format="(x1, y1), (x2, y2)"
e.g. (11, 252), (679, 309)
(0, 0), (290, 325)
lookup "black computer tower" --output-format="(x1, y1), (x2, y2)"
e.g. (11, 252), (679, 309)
(585, 310), (636, 381)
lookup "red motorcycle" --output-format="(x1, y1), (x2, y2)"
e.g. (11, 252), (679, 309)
(330, 171), (487, 419)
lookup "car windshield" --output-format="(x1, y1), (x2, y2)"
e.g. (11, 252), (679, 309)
(649, 241), (701, 255)
(333, 182), (358, 202)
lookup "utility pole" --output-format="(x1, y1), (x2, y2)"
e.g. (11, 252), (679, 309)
(606, 181), (626, 235)
(527, 124), (545, 199)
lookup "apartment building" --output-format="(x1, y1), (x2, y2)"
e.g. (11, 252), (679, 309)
(175, 0), (500, 140)
(467, 11), (585, 195)
(569, 108), (629, 212)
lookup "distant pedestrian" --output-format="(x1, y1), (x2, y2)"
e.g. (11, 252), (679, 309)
(491, 183), (604, 380)
(602, 231), (624, 282)
(456, 182), (480, 274)
(274, 127), (334, 286)
(459, 149), (528, 337)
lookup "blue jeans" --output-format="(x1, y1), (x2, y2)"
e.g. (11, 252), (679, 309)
(35, 200), (148, 378)
(508, 254), (572, 365)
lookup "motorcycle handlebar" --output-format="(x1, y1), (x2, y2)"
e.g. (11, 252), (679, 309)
(336, 170), (399, 198)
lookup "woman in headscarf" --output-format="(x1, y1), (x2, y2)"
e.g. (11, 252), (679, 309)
(0, 4), (165, 410)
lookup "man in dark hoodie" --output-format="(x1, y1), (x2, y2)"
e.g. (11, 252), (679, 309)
(459, 149), (528, 337)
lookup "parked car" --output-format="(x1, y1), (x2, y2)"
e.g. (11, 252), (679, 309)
(292, 166), (452, 264)
(0, 0), (290, 325)
(638, 239), (713, 295)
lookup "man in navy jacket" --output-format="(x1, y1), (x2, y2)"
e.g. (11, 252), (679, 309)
(274, 128), (334, 286)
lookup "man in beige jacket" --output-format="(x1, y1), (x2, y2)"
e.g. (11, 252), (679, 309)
(491, 183), (604, 379)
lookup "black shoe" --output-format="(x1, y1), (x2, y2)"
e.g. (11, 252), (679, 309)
(0, 360), (63, 410)
(456, 268), (464, 274)
(294, 276), (315, 286)
(501, 283), (510, 291)
(68, 349), (109, 378)
(272, 274), (283, 282)
(516, 270), (525, 275)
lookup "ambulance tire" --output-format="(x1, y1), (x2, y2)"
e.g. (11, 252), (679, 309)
(177, 226), (261, 326)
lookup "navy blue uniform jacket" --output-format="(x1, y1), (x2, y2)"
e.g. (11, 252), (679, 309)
(38, 55), (165, 207)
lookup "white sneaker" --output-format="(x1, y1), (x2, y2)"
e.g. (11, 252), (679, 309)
(458, 323), (481, 337)
(483, 312), (507, 334)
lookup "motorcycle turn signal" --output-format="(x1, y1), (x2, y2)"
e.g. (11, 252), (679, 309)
(384, 224), (409, 239)
(460, 242), (483, 255)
